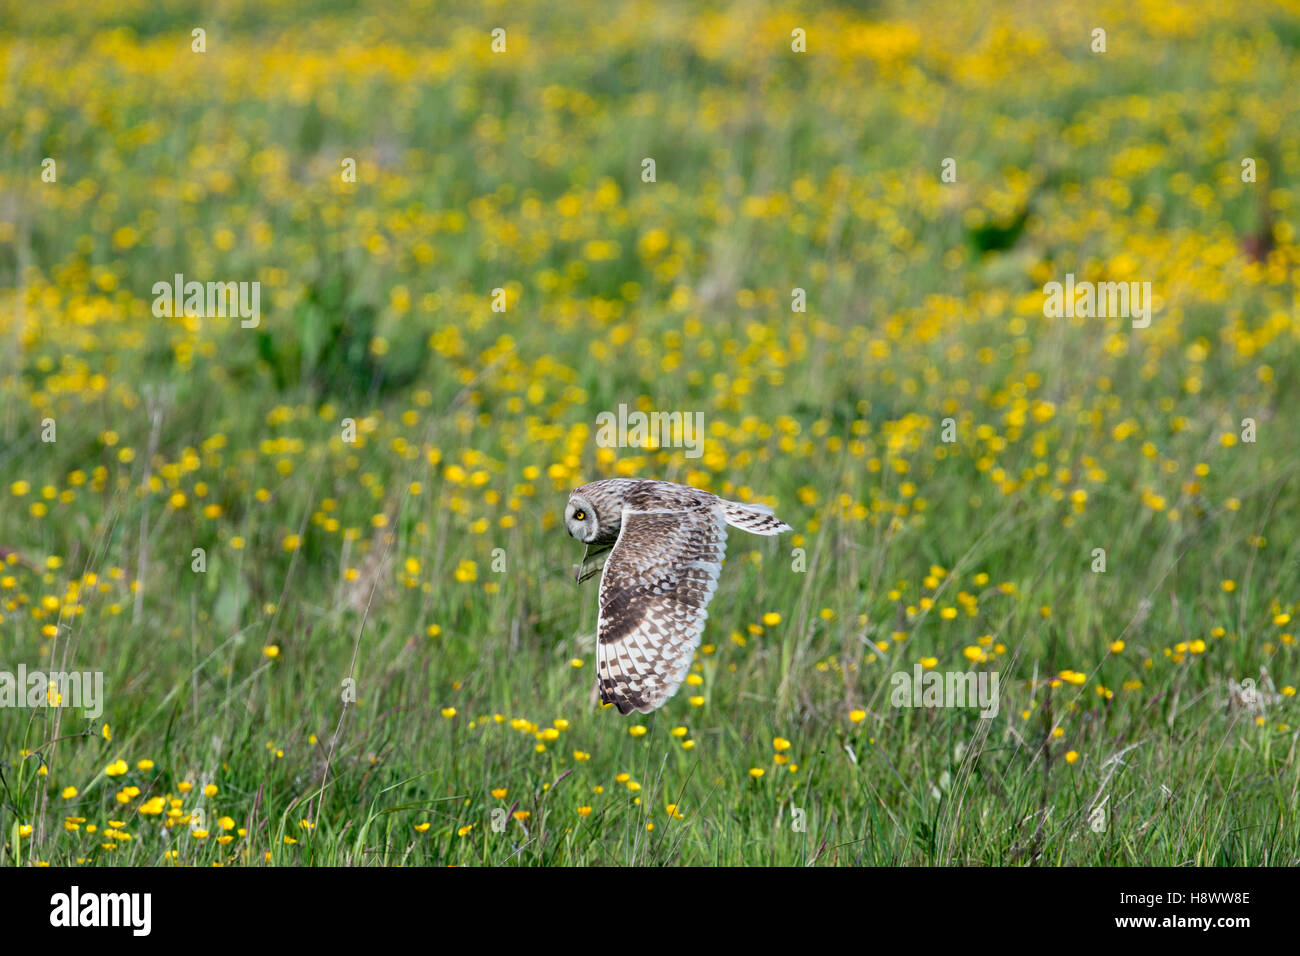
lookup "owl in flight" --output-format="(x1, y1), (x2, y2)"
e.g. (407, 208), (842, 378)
(565, 478), (792, 714)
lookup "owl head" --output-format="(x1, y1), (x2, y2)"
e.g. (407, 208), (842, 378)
(564, 493), (600, 542)
(564, 481), (626, 545)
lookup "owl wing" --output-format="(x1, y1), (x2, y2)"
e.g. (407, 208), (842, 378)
(595, 503), (728, 714)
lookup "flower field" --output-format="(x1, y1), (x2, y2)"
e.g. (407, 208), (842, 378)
(2, 0), (1299, 865)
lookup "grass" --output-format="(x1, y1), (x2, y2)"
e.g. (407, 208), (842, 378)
(1, 0), (1299, 866)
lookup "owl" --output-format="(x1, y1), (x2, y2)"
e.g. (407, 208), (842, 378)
(564, 478), (792, 714)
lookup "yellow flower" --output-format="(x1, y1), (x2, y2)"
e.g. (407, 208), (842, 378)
(61, 786), (78, 799)
(104, 759), (128, 777)
(849, 709), (866, 723)
(773, 737), (791, 752)
(577, 806), (592, 817)
(762, 612), (782, 626)
(629, 725), (647, 737)
(441, 707), (457, 718)
(1065, 750), (1079, 764)
(749, 768), (765, 779)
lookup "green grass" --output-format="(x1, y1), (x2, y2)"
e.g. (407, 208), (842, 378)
(1, 0), (1299, 866)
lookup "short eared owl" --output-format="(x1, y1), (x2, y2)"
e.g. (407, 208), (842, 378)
(565, 478), (791, 714)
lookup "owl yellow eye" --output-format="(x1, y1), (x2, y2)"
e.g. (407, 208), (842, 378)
(574, 510), (585, 521)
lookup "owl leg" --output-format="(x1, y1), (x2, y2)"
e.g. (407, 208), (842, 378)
(574, 563), (606, 584)
(573, 542), (612, 585)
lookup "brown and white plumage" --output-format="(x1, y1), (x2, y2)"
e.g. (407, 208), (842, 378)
(564, 479), (792, 714)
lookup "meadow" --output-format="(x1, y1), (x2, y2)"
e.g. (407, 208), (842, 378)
(1, 0), (1299, 866)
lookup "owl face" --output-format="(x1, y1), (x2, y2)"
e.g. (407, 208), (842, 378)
(565, 481), (630, 545)
(564, 493), (601, 543)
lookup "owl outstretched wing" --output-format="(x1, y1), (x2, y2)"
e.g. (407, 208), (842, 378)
(595, 503), (728, 714)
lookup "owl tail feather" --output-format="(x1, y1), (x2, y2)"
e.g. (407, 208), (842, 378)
(721, 500), (792, 536)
